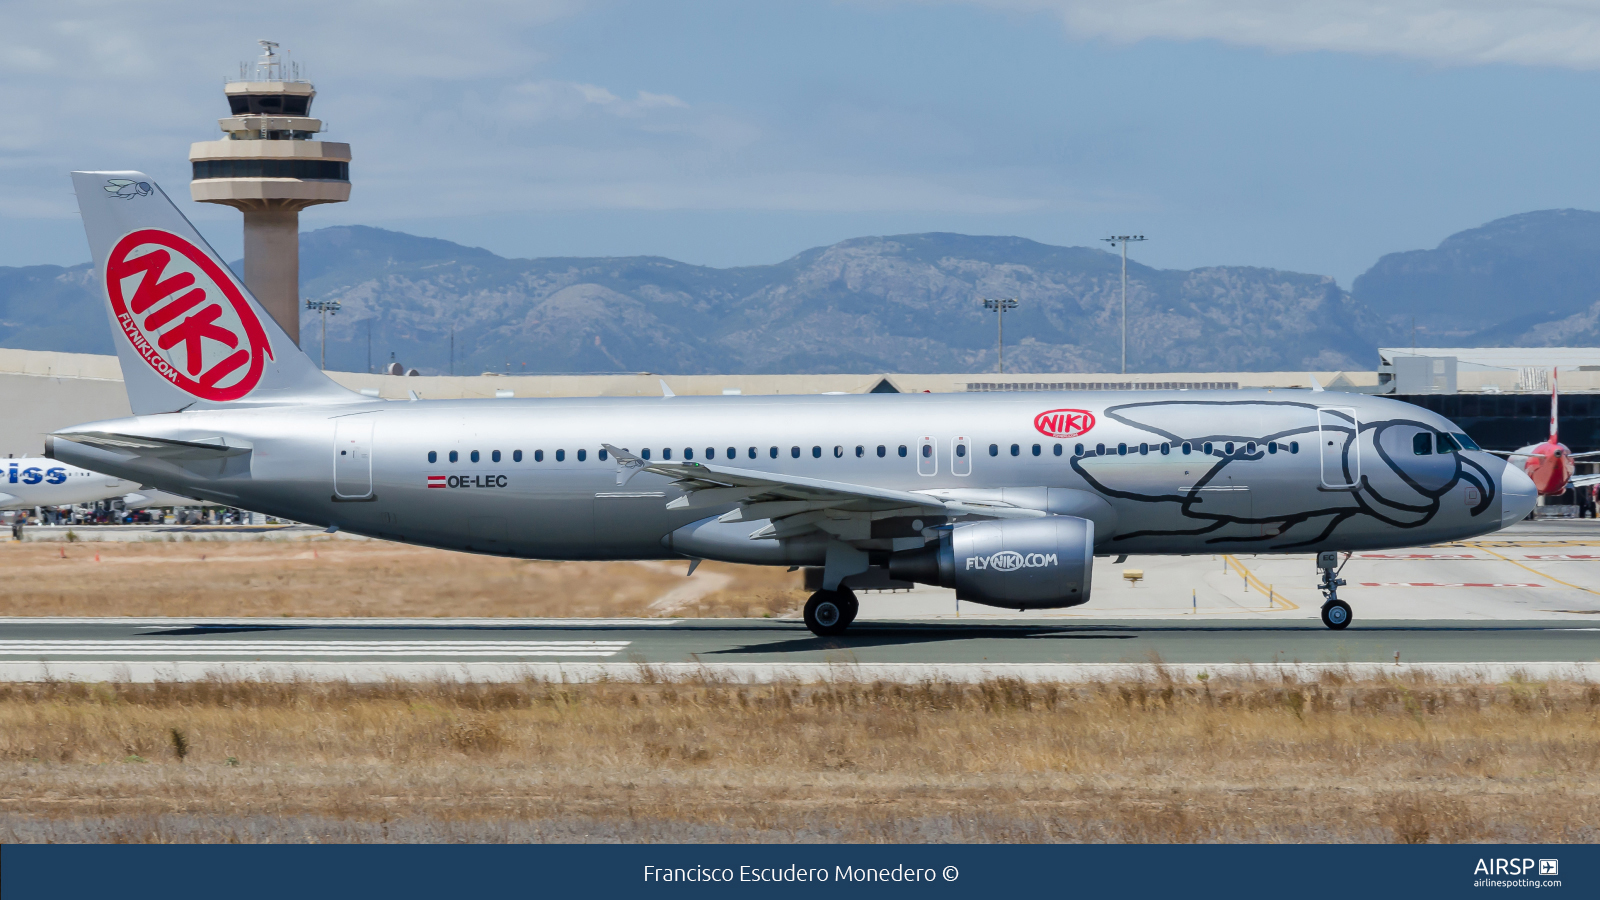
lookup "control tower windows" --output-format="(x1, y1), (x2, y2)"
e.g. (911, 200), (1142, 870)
(193, 160), (348, 181)
(228, 94), (312, 116)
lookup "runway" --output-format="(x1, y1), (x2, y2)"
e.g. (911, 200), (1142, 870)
(0, 616), (1595, 682)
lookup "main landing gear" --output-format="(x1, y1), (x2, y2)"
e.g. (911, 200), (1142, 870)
(803, 587), (859, 637)
(1317, 550), (1352, 630)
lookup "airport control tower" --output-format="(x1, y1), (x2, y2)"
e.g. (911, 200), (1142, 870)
(190, 41), (351, 345)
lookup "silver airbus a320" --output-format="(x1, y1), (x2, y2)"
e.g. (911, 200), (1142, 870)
(49, 171), (1538, 635)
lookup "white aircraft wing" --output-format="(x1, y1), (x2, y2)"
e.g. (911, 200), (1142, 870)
(1569, 473), (1600, 489)
(602, 443), (1043, 540)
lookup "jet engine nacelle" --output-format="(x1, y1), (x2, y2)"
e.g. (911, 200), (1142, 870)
(888, 515), (1093, 610)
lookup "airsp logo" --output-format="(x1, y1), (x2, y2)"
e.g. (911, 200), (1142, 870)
(105, 229), (274, 402)
(965, 550), (1058, 571)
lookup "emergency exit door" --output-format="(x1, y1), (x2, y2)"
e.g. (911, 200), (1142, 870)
(334, 417), (375, 499)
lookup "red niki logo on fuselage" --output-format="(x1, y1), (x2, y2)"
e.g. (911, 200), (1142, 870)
(1034, 408), (1096, 438)
(105, 229), (273, 402)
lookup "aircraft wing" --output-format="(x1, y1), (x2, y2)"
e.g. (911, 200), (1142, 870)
(1569, 473), (1600, 489)
(602, 443), (1044, 540)
(52, 432), (251, 461)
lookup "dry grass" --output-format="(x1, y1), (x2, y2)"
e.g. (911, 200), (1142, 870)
(1, 674), (1596, 843)
(0, 541), (804, 618)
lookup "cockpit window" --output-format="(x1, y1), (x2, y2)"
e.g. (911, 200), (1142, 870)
(1452, 432), (1480, 451)
(1436, 433), (1462, 453)
(1412, 433), (1432, 456)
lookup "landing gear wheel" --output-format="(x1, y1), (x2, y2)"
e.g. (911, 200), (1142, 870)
(804, 590), (852, 637)
(1321, 600), (1352, 630)
(839, 590), (859, 628)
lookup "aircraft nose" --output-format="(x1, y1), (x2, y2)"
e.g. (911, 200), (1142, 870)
(1499, 459), (1538, 527)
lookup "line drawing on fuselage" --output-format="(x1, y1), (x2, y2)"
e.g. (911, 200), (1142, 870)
(1075, 400), (1499, 550)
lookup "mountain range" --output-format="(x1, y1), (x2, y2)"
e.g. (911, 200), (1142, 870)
(3, 210), (1597, 375)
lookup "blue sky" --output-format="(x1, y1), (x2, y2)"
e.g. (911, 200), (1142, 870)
(8, 1), (1600, 285)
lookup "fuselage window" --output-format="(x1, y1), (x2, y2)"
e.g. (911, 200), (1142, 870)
(956, 443), (967, 458)
(1010, 443), (1020, 456)
(514, 450), (523, 462)
(1032, 443), (1041, 456)
(921, 444), (932, 458)
(1160, 442), (1171, 455)
(1290, 441), (1300, 454)
(727, 447), (736, 459)
(1182, 442), (1192, 455)
(1053, 443), (1063, 456)
(898, 445), (908, 457)
(535, 450), (545, 462)
(492, 450), (501, 463)
(577, 449), (587, 462)
(684, 448), (694, 460)
(449, 450), (459, 463)
(1267, 442), (1277, 454)
(639, 449), (648, 461)
(1246, 442), (1256, 455)
(556, 449), (566, 462)
(470, 450), (480, 463)
(989, 444), (999, 457)
(1096, 443), (1106, 456)
(1074, 443), (1084, 457)
(1203, 442), (1214, 455)
(1437, 433), (1461, 453)
(1224, 442), (1234, 455)
(812, 446), (822, 459)
(791, 446), (800, 459)
(1117, 443), (1127, 456)
(599, 449), (608, 461)
(428, 451), (437, 463)
(662, 448), (672, 460)
(1138, 443), (1148, 455)
(877, 445), (886, 458)
(855, 445), (864, 458)
(834, 445), (843, 458)
(770, 447), (778, 459)
(748, 447), (757, 459)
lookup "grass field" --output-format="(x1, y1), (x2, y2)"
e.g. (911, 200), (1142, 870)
(1, 674), (1595, 843)
(0, 540), (805, 619)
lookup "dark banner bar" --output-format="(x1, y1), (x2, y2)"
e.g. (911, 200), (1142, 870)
(3, 844), (1593, 899)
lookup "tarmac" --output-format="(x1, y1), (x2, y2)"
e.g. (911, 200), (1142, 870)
(0, 519), (1596, 683)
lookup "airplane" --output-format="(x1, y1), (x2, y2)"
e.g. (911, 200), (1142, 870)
(1484, 369), (1600, 498)
(0, 457), (212, 514)
(46, 171), (1539, 634)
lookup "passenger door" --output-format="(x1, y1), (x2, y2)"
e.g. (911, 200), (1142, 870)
(333, 416), (375, 499)
(1317, 407), (1360, 489)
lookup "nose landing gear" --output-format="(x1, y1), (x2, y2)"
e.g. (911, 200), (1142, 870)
(1317, 550), (1352, 630)
(803, 588), (859, 637)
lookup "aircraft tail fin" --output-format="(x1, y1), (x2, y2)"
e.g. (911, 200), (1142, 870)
(1552, 366), (1560, 443)
(70, 171), (359, 415)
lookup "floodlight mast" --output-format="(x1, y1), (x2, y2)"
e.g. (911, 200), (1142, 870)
(304, 298), (341, 369)
(1102, 235), (1146, 374)
(982, 297), (1019, 374)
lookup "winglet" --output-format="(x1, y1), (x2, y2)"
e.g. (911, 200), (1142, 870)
(1308, 374), (1325, 392)
(659, 379), (675, 398)
(603, 442), (646, 486)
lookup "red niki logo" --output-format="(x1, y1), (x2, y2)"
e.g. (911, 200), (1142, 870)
(105, 229), (273, 401)
(1034, 408), (1096, 438)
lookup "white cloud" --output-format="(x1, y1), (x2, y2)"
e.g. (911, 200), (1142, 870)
(965, 0), (1600, 69)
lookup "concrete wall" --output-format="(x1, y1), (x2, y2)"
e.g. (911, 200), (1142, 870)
(0, 349), (131, 457)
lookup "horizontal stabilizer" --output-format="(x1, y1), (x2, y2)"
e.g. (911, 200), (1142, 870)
(52, 431), (251, 461)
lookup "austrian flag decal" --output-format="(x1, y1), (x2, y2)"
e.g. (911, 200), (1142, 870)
(427, 475), (447, 489)
(105, 229), (273, 401)
(1034, 408), (1095, 438)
